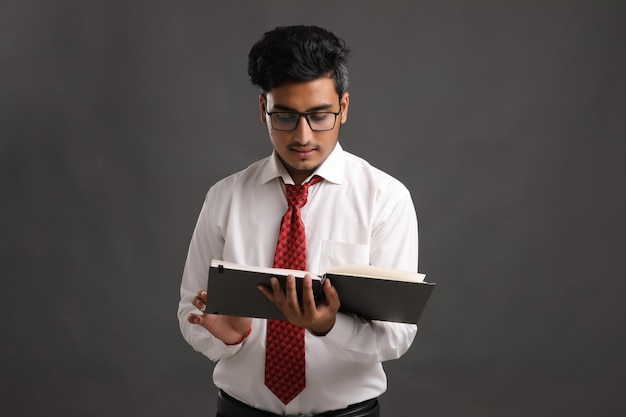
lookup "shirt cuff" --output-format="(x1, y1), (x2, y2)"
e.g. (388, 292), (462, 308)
(314, 313), (354, 344)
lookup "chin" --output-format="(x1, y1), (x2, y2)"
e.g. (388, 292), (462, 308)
(293, 161), (319, 172)
(283, 155), (312, 168)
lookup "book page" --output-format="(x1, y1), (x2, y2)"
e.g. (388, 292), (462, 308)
(324, 264), (426, 283)
(210, 259), (322, 280)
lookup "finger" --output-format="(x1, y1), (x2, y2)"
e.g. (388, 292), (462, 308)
(196, 289), (207, 301)
(193, 296), (206, 310)
(271, 277), (287, 301)
(283, 275), (301, 310)
(257, 283), (273, 301)
(322, 278), (341, 311)
(301, 274), (317, 314)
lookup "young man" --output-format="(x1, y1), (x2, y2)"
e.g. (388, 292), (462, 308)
(178, 25), (419, 417)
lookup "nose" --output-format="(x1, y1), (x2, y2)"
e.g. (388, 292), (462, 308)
(294, 115), (314, 143)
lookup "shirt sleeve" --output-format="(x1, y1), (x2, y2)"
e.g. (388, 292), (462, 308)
(177, 191), (244, 361)
(314, 184), (420, 363)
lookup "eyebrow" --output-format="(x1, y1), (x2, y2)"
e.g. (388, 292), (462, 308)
(270, 103), (335, 113)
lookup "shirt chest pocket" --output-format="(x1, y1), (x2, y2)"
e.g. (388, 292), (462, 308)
(318, 240), (370, 273)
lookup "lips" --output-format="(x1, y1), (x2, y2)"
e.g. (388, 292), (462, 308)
(290, 146), (317, 158)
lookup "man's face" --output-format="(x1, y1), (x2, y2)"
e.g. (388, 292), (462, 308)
(260, 77), (349, 184)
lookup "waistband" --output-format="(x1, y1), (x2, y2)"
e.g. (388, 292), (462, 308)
(217, 390), (379, 417)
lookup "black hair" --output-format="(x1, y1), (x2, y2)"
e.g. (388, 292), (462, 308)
(247, 25), (350, 96)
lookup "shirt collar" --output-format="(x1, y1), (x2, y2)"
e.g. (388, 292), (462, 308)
(259, 142), (346, 186)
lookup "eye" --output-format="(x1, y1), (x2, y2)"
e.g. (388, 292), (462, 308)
(275, 112), (298, 122)
(308, 113), (329, 122)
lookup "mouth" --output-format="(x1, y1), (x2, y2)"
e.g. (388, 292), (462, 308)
(290, 146), (317, 159)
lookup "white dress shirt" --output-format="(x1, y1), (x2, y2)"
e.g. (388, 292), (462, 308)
(178, 143), (419, 415)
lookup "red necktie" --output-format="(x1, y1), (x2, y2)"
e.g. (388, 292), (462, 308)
(265, 175), (323, 404)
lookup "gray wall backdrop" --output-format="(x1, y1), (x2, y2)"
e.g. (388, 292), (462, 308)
(1, 1), (625, 416)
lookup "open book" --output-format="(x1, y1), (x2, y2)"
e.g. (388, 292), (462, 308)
(205, 260), (435, 324)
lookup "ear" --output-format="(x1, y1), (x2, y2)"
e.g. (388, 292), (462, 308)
(259, 94), (268, 125)
(339, 92), (350, 124)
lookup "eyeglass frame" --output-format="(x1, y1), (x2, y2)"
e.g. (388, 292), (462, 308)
(265, 104), (343, 132)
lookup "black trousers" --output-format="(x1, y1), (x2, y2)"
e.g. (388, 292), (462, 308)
(216, 390), (379, 417)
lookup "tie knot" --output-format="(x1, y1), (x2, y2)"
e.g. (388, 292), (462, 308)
(285, 176), (322, 208)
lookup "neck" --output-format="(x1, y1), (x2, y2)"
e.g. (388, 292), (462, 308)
(276, 157), (315, 185)
(289, 171), (313, 185)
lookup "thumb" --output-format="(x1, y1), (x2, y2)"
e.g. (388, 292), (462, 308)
(188, 313), (204, 325)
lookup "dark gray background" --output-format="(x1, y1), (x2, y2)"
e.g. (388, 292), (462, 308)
(1, 1), (625, 416)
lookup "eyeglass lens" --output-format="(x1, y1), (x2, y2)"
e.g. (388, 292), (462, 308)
(270, 112), (338, 131)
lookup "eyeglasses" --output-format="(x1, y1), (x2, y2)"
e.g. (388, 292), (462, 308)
(266, 108), (341, 131)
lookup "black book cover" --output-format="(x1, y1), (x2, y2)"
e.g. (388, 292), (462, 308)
(205, 260), (435, 324)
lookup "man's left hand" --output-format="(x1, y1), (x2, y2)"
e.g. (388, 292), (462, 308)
(258, 274), (340, 335)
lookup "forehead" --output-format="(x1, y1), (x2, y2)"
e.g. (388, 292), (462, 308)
(265, 77), (339, 110)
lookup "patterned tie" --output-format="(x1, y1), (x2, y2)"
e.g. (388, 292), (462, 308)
(265, 175), (323, 405)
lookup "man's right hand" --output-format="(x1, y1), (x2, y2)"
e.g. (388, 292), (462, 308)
(188, 289), (253, 345)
